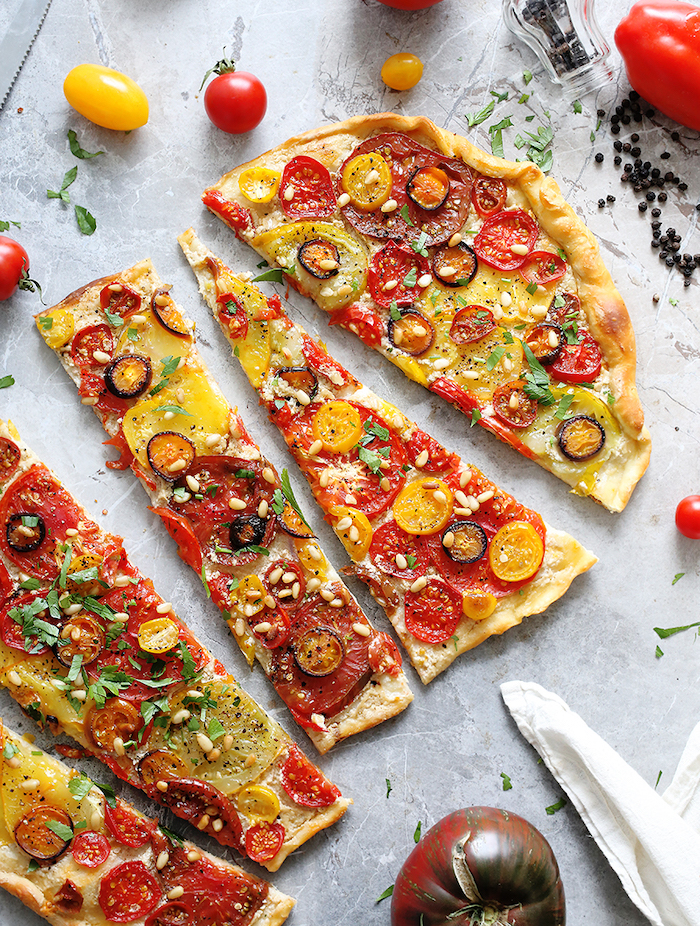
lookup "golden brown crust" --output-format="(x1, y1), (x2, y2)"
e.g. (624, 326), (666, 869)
(208, 112), (651, 512)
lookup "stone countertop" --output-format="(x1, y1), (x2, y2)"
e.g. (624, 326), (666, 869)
(1, 1), (699, 923)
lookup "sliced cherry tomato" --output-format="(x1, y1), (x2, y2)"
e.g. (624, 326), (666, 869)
(546, 290), (581, 326)
(549, 331), (602, 383)
(558, 414), (605, 461)
(158, 779), (242, 848)
(392, 477), (453, 535)
(146, 431), (196, 481)
(331, 506), (373, 562)
(341, 152), (393, 210)
(472, 176), (508, 217)
(488, 521), (544, 582)
(203, 69), (267, 134)
(279, 156), (335, 219)
(202, 188), (254, 239)
(137, 616), (179, 654)
(79, 370), (131, 417)
(105, 801), (156, 848)
(369, 520), (429, 579)
(404, 428), (459, 474)
(239, 166), (280, 203)
(265, 559), (306, 611)
(236, 784), (281, 823)
(404, 577), (462, 644)
(520, 250), (567, 286)
(15, 805), (73, 863)
(151, 288), (189, 337)
(473, 209), (539, 271)
(87, 699), (142, 752)
(328, 302), (384, 347)
(493, 381), (538, 428)
(99, 283), (142, 318)
(71, 324), (114, 367)
(432, 241), (478, 287)
(55, 612), (105, 666)
(524, 323), (564, 365)
(381, 53), (424, 91)
(245, 821), (285, 863)
(0, 436), (21, 485)
(98, 860), (161, 922)
(1, 590), (55, 654)
(368, 631), (403, 675)
(138, 750), (189, 785)
(388, 309), (435, 355)
(145, 902), (191, 926)
(72, 831), (111, 868)
(216, 292), (249, 340)
(150, 506), (202, 572)
(312, 401), (363, 453)
(676, 495), (700, 539)
(369, 241), (430, 308)
(449, 306), (497, 344)
(406, 165), (450, 211)
(280, 744), (341, 807)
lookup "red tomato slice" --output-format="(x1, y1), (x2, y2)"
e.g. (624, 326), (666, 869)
(492, 381), (539, 428)
(404, 577), (463, 644)
(280, 744), (341, 807)
(546, 291), (580, 326)
(104, 427), (134, 471)
(290, 403), (407, 520)
(216, 292), (248, 340)
(79, 370), (131, 416)
(105, 800), (156, 848)
(473, 209), (539, 271)
(449, 306), (497, 344)
(98, 860), (162, 923)
(100, 284), (142, 319)
(519, 250), (567, 286)
(368, 240), (430, 308)
(149, 507), (203, 571)
(472, 176), (508, 217)
(549, 331), (602, 383)
(72, 831), (111, 868)
(71, 324), (115, 367)
(245, 821), (285, 863)
(0, 560), (12, 608)
(264, 559), (305, 611)
(145, 901), (191, 926)
(0, 436), (21, 486)
(369, 520), (429, 579)
(404, 427), (459, 474)
(328, 303), (384, 348)
(0, 590), (56, 655)
(270, 591), (374, 722)
(368, 631), (403, 676)
(202, 188), (254, 238)
(279, 156), (335, 219)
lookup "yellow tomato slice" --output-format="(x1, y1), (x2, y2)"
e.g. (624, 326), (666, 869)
(393, 478), (453, 535)
(341, 153), (392, 211)
(239, 167), (281, 204)
(312, 401), (363, 453)
(488, 521), (544, 583)
(462, 589), (498, 621)
(66, 552), (105, 597)
(235, 784), (280, 823)
(36, 309), (75, 349)
(295, 539), (330, 581)
(331, 507), (373, 562)
(234, 574), (266, 617)
(137, 617), (180, 654)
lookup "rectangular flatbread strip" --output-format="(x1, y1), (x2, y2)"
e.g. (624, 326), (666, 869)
(0, 721), (294, 926)
(179, 229), (597, 685)
(33, 262), (413, 754)
(0, 418), (348, 870)
(202, 112), (651, 513)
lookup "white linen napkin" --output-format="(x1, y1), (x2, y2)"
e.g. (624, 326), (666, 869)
(501, 680), (700, 926)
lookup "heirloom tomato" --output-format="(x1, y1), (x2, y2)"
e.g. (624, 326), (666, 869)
(64, 64), (148, 130)
(392, 806), (565, 925)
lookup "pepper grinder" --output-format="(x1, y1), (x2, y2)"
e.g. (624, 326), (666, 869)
(503, 0), (612, 96)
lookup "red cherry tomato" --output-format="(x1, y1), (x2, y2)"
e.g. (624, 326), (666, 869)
(72, 831), (111, 868)
(492, 381), (539, 428)
(328, 302), (385, 348)
(204, 71), (267, 134)
(71, 324), (115, 367)
(279, 156), (336, 220)
(368, 240), (430, 308)
(520, 251), (567, 287)
(0, 236), (31, 301)
(473, 209), (539, 271)
(369, 520), (429, 580)
(105, 800), (156, 848)
(676, 495), (700, 539)
(549, 331), (602, 383)
(376, 0), (443, 7)
(472, 177), (507, 217)
(404, 577), (462, 644)
(98, 860), (161, 922)
(245, 822), (286, 863)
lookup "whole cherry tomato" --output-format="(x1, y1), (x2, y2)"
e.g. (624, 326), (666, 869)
(201, 54), (266, 134)
(676, 495), (700, 539)
(376, 0), (443, 8)
(0, 236), (35, 301)
(381, 53), (424, 90)
(64, 64), (148, 130)
(615, 1), (700, 132)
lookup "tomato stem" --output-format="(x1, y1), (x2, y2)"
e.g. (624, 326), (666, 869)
(199, 49), (237, 91)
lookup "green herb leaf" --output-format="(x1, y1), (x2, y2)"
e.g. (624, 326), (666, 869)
(280, 468), (312, 530)
(386, 778), (392, 798)
(376, 885), (394, 903)
(403, 267), (417, 288)
(68, 773), (95, 802)
(414, 821), (422, 843)
(27, 859), (40, 873)
(590, 130), (596, 143)
(93, 779), (117, 808)
(160, 824), (185, 847)
(405, 553), (417, 568)
(252, 268), (286, 283)
(399, 204), (414, 226)
(409, 231), (429, 258)
(655, 645), (664, 658)
(522, 342), (555, 406)
(523, 70), (533, 85)
(154, 404), (193, 417)
(0, 375), (15, 389)
(486, 346), (505, 371)
(470, 408), (481, 427)
(45, 819), (74, 841)
(358, 445), (384, 475)
(514, 133), (526, 150)
(38, 316), (54, 330)
(390, 300), (402, 322)
(0, 220), (21, 232)
(2, 741), (18, 760)
(655, 770), (663, 789)
(500, 771), (513, 791)
(490, 89), (509, 102)
(75, 205), (97, 236)
(208, 717), (226, 741)
(545, 797), (567, 815)
(554, 393), (574, 421)
(68, 129), (104, 159)
(178, 641), (198, 680)
(466, 99), (495, 127)
(672, 572), (685, 586)
(654, 621), (700, 639)
(573, 100), (582, 114)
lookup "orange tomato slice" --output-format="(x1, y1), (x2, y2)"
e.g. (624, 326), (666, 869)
(392, 477), (453, 535)
(311, 401), (363, 453)
(488, 521), (544, 582)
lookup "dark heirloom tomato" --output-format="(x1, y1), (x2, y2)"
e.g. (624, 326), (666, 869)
(216, 292), (248, 340)
(473, 209), (539, 271)
(99, 283), (141, 318)
(279, 156), (335, 219)
(328, 302), (384, 348)
(406, 165), (450, 210)
(391, 807), (565, 926)
(432, 241), (477, 287)
(449, 306), (497, 344)
(388, 309), (435, 355)
(15, 805), (73, 863)
(549, 331), (602, 383)
(404, 577), (462, 644)
(158, 779), (243, 848)
(105, 353), (152, 399)
(98, 860), (161, 923)
(525, 323), (564, 365)
(493, 381), (538, 429)
(557, 415), (605, 461)
(472, 176), (507, 217)
(369, 240), (430, 307)
(298, 239), (340, 279)
(280, 744), (341, 807)
(70, 324), (114, 367)
(151, 288), (189, 337)
(546, 291), (580, 326)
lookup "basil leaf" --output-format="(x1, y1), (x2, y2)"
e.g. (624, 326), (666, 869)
(545, 797), (567, 815)
(413, 820), (422, 843)
(0, 375), (14, 389)
(75, 205), (97, 235)
(252, 268), (286, 283)
(280, 468), (312, 530)
(654, 621), (700, 639)
(466, 99), (495, 127)
(376, 885), (394, 902)
(385, 778), (392, 798)
(500, 771), (513, 791)
(68, 129), (104, 159)
(68, 773), (94, 802)
(45, 819), (74, 841)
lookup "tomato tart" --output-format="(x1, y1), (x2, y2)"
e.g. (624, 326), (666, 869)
(202, 113), (651, 513)
(34, 263), (413, 753)
(0, 721), (294, 926)
(0, 418), (349, 871)
(179, 230), (597, 684)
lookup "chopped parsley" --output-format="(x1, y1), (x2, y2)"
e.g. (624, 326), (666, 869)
(386, 778), (392, 798)
(201, 564), (211, 598)
(47, 166), (77, 203)
(470, 408), (481, 427)
(410, 231), (429, 258)
(466, 99), (495, 127)
(554, 393), (574, 421)
(207, 717), (226, 741)
(178, 642), (198, 680)
(486, 346), (505, 371)
(573, 99), (582, 114)
(278, 468), (312, 530)
(2, 742), (18, 760)
(358, 445), (384, 475)
(154, 404), (192, 417)
(654, 621), (700, 639)
(489, 116), (513, 158)
(655, 645), (664, 659)
(160, 824), (185, 847)
(414, 821), (422, 843)
(27, 859), (40, 873)
(405, 554), (417, 569)
(68, 773), (95, 802)
(68, 128), (104, 159)
(376, 885), (394, 903)
(389, 300), (402, 322)
(403, 267), (417, 288)
(399, 204), (414, 226)
(672, 572), (685, 585)
(45, 819), (74, 841)
(234, 468), (256, 479)
(0, 219), (21, 232)
(521, 342), (555, 406)
(545, 797), (567, 815)
(75, 205), (97, 236)
(525, 281), (538, 296)
(38, 316), (54, 330)
(0, 374), (16, 389)
(523, 70), (533, 85)
(500, 772), (513, 791)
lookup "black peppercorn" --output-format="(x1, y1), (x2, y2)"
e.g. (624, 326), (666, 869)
(666, 257), (675, 266)
(646, 108), (655, 117)
(622, 114), (631, 124)
(614, 140), (623, 152)
(611, 124), (620, 135)
(595, 153), (604, 163)
(658, 192), (667, 202)
(651, 240), (660, 248)
(631, 147), (641, 157)
(622, 143), (631, 152)
(660, 152), (671, 160)
(679, 182), (688, 192)
(671, 130), (680, 141)
(638, 202), (648, 212)
(659, 250), (668, 259)
(597, 108), (605, 117)
(606, 195), (615, 203)
(630, 133), (639, 143)
(613, 155), (622, 166)
(598, 198), (605, 208)
(646, 192), (656, 201)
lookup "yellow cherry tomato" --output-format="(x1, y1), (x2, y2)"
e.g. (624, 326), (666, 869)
(341, 153), (393, 211)
(312, 401), (363, 454)
(295, 540), (330, 581)
(331, 507), (373, 562)
(393, 478), (453, 535)
(234, 574), (266, 617)
(137, 617), (180, 654)
(36, 309), (74, 349)
(462, 589), (498, 622)
(381, 52), (424, 91)
(239, 167), (281, 204)
(235, 784), (280, 823)
(64, 64), (149, 131)
(488, 521), (544, 583)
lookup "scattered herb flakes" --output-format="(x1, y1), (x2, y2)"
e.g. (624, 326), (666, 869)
(410, 231), (429, 257)
(47, 166), (77, 203)
(525, 281), (538, 296)
(470, 408), (481, 427)
(75, 205), (97, 236)
(523, 70), (533, 85)
(545, 797), (567, 815)
(518, 93), (530, 105)
(403, 266), (417, 288)
(68, 773), (95, 802)
(0, 219), (21, 232)
(399, 203), (414, 226)
(655, 645), (664, 659)
(68, 129), (104, 160)
(514, 133), (526, 150)
(655, 770), (663, 789)
(386, 778), (392, 798)
(413, 821), (422, 843)
(377, 885), (394, 903)
(490, 89), (509, 102)
(590, 130), (596, 143)
(554, 393), (574, 421)
(669, 297), (678, 307)
(252, 268), (286, 283)
(201, 564), (211, 598)
(0, 375), (14, 389)
(573, 100), (582, 114)
(486, 346), (505, 371)
(672, 572), (685, 586)
(654, 621), (700, 639)
(500, 772), (513, 791)
(466, 99), (495, 127)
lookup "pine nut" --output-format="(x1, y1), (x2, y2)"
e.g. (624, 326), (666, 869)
(417, 273), (432, 288)
(460, 469), (472, 487)
(156, 780), (169, 792)
(338, 192), (351, 207)
(168, 886), (185, 900)
(442, 531), (455, 549)
(308, 439), (324, 456)
(21, 779), (40, 791)
(229, 497), (246, 510)
(410, 577), (427, 593)
(448, 232), (463, 247)
(381, 198), (398, 213)
(477, 490), (494, 503)
(415, 449), (429, 468)
(262, 467), (275, 484)
(113, 737), (125, 757)
(510, 243), (529, 256)
(353, 622), (371, 637)
(258, 500), (269, 518)
(157, 851), (170, 870)
(196, 733), (214, 754)
(268, 567), (283, 585)
(186, 475), (200, 492)
(395, 553), (408, 569)
(205, 433), (221, 447)
(336, 517), (353, 531)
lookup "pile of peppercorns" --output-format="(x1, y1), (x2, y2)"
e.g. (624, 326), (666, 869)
(593, 91), (698, 288)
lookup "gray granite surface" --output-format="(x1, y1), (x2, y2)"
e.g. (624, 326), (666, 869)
(1, 0), (699, 923)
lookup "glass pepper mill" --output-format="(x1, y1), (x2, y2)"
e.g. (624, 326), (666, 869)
(502, 0), (612, 96)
